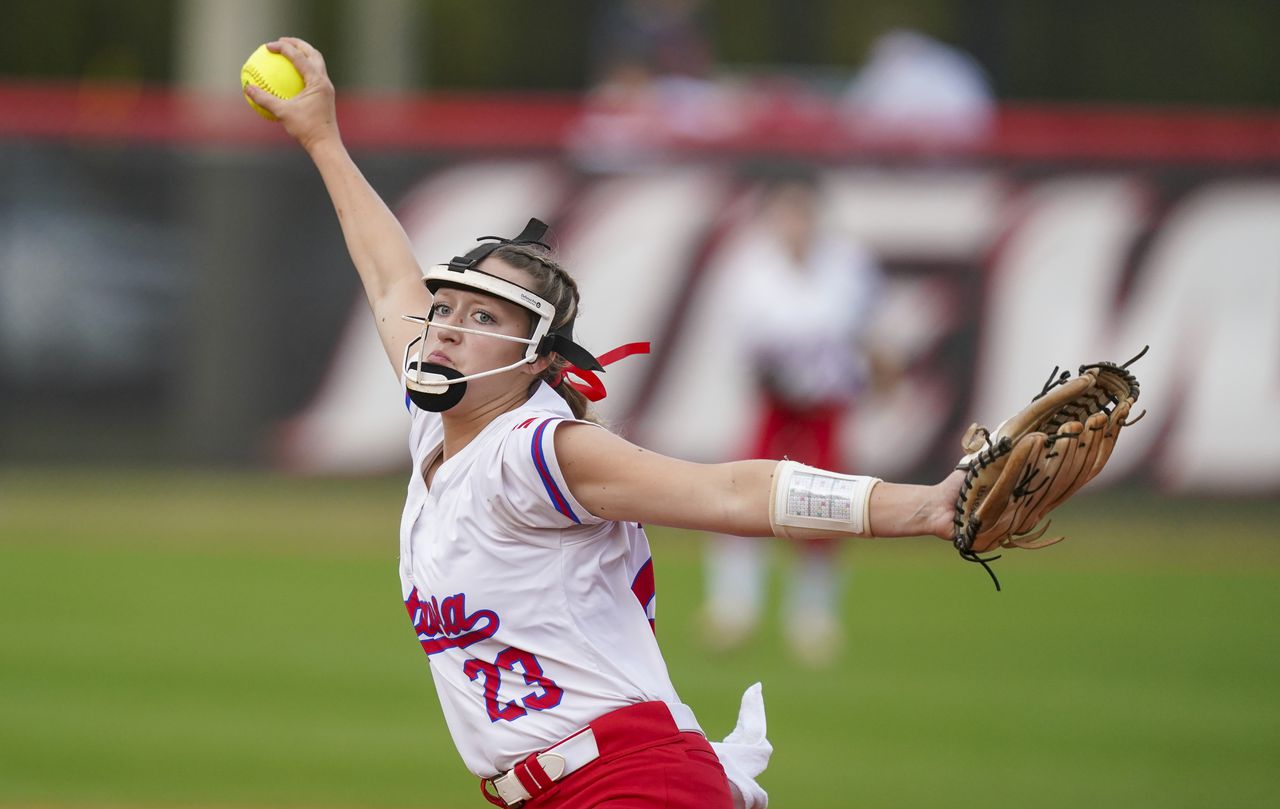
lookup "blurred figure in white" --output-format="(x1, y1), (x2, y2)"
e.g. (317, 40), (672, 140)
(703, 168), (889, 668)
(842, 28), (995, 147)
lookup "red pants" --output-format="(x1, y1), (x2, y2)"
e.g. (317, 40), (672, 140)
(494, 702), (734, 808)
(750, 397), (844, 470)
(752, 397), (846, 554)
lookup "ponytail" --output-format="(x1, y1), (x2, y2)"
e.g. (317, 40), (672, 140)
(529, 355), (595, 421)
(494, 243), (600, 424)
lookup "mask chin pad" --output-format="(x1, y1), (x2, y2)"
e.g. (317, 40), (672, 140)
(406, 363), (467, 412)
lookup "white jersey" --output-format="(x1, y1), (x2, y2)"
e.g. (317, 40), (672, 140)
(397, 382), (688, 778)
(729, 232), (883, 407)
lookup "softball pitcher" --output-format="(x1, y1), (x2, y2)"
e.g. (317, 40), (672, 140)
(246, 38), (966, 809)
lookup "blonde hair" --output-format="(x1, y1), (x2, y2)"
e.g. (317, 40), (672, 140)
(489, 244), (596, 421)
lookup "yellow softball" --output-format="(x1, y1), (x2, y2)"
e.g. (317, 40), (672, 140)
(240, 44), (305, 121)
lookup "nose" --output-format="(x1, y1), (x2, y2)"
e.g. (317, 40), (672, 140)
(428, 306), (463, 344)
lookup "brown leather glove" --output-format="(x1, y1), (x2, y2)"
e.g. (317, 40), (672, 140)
(953, 347), (1147, 588)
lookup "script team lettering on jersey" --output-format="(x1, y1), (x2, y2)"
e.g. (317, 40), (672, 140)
(405, 587), (499, 655)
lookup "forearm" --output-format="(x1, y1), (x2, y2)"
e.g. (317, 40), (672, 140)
(305, 137), (422, 313)
(718, 461), (953, 541)
(866, 481), (951, 539)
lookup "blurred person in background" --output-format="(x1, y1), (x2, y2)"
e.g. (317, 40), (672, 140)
(246, 37), (967, 809)
(570, 0), (741, 170)
(702, 168), (890, 668)
(842, 28), (995, 147)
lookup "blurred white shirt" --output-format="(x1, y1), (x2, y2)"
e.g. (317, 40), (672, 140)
(843, 29), (995, 144)
(728, 231), (883, 407)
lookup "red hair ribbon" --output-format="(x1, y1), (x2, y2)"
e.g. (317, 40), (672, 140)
(551, 342), (650, 402)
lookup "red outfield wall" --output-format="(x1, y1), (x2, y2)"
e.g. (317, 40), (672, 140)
(4, 82), (1280, 161)
(2, 83), (1278, 492)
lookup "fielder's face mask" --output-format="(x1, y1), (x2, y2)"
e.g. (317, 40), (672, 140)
(402, 218), (604, 412)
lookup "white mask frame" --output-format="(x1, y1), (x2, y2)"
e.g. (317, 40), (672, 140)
(401, 263), (556, 397)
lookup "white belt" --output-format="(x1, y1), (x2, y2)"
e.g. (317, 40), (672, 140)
(487, 702), (703, 807)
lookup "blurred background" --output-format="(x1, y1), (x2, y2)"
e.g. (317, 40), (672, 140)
(2, 1), (1278, 808)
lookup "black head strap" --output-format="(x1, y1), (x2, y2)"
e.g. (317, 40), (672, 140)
(540, 331), (604, 372)
(447, 217), (552, 271)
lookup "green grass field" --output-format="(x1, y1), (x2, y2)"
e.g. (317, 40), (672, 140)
(2, 467), (1278, 809)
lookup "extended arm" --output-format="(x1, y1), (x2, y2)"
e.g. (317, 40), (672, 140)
(554, 423), (961, 540)
(243, 38), (427, 374)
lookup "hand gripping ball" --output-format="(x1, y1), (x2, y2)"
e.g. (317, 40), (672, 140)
(240, 44), (304, 121)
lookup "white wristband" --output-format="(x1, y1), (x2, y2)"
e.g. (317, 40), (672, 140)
(768, 460), (880, 538)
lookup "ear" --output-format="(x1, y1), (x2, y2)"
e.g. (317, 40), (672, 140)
(522, 355), (552, 377)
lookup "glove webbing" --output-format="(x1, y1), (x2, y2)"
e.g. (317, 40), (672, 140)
(953, 436), (1012, 591)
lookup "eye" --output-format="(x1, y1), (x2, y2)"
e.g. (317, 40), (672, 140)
(473, 310), (497, 326)
(430, 302), (452, 318)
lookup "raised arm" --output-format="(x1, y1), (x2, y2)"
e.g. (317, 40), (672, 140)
(554, 422), (962, 540)
(243, 37), (428, 375)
